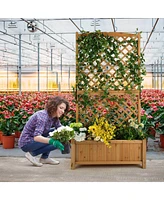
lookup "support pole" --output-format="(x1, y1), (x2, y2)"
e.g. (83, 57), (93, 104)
(157, 59), (159, 89)
(46, 66), (48, 91)
(68, 66), (70, 91)
(18, 34), (22, 95)
(51, 48), (53, 71)
(38, 42), (40, 91)
(7, 65), (8, 92)
(161, 57), (163, 90)
(61, 53), (62, 82)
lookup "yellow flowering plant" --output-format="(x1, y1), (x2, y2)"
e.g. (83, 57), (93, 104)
(88, 117), (116, 147)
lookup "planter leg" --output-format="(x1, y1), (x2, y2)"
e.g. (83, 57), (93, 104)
(71, 140), (76, 169)
(142, 139), (146, 169)
(71, 161), (75, 169)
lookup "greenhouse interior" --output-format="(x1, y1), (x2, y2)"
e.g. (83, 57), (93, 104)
(0, 18), (163, 92)
(1, 17), (164, 183)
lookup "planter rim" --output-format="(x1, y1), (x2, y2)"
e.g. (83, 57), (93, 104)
(71, 139), (146, 144)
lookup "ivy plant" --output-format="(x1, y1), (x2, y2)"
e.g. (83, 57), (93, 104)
(74, 30), (146, 127)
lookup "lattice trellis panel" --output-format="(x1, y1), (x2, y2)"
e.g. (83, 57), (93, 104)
(76, 32), (141, 126)
(76, 90), (140, 126)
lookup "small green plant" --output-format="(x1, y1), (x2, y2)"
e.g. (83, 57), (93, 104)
(114, 118), (148, 140)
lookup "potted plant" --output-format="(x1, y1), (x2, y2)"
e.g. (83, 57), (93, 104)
(0, 114), (17, 149)
(0, 130), (3, 144)
(154, 111), (164, 148)
(49, 126), (75, 154)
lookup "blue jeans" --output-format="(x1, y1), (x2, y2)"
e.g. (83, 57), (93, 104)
(21, 128), (57, 159)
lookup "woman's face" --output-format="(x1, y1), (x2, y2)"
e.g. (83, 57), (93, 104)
(52, 102), (66, 118)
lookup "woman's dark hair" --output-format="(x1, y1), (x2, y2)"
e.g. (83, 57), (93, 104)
(45, 96), (70, 117)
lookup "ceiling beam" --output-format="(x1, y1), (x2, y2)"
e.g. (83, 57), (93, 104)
(69, 18), (83, 33)
(111, 18), (116, 32)
(142, 18), (159, 53)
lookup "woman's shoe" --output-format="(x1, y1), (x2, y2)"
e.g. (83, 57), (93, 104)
(25, 152), (43, 167)
(39, 157), (59, 165)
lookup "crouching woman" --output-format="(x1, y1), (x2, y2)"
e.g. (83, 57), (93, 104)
(18, 96), (69, 167)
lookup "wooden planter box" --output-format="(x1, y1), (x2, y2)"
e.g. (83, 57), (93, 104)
(71, 139), (146, 169)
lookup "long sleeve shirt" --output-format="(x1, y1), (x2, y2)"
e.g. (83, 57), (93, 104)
(18, 110), (61, 148)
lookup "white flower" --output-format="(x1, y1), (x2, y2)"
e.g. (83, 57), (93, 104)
(129, 122), (135, 127)
(94, 136), (101, 141)
(139, 123), (144, 128)
(128, 119), (133, 123)
(49, 131), (54, 137)
(74, 132), (86, 142)
(49, 129), (57, 136)
(57, 126), (64, 132)
(79, 127), (87, 132)
(93, 61), (97, 66)
(65, 126), (74, 131)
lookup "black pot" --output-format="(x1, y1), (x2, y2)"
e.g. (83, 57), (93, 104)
(61, 142), (70, 154)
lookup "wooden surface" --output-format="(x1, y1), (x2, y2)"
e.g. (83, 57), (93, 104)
(71, 139), (146, 169)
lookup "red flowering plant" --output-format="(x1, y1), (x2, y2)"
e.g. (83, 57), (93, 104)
(0, 95), (17, 135)
(153, 107), (164, 135)
(0, 110), (18, 136)
(59, 93), (76, 125)
(0, 92), (76, 135)
(141, 89), (164, 137)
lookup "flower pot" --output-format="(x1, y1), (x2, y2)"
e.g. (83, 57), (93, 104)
(14, 131), (21, 138)
(2, 135), (15, 149)
(0, 131), (3, 144)
(61, 142), (70, 154)
(149, 127), (156, 138)
(160, 134), (164, 148)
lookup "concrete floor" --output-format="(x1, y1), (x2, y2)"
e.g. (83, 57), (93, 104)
(0, 138), (164, 182)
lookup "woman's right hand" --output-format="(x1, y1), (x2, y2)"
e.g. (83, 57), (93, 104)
(49, 138), (64, 151)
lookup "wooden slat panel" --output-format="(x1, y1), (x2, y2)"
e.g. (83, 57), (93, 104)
(122, 144), (130, 161)
(111, 144), (116, 161)
(97, 143), (106, 161)
(115, 143), (123, 161)
(106, 145), (112, 161)
(89, 143), (98, 161)
(76, 144), (88, 161)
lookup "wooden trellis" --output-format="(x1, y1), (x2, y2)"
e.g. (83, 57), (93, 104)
(76, 32), (141, 126)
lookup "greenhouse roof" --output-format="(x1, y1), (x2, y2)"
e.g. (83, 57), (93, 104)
(0, 3), (164, 70)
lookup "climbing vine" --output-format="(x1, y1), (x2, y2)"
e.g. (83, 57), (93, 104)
(74, 30), (146, 127)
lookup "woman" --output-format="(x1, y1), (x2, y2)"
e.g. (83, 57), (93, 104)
(18, 96), (70, 167)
